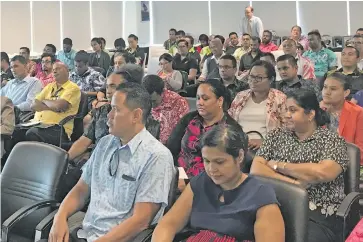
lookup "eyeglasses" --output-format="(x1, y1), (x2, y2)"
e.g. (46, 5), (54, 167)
(247, 75), (269, 83)
(352, 41), (362, 45)
(218, 64), (233, 70)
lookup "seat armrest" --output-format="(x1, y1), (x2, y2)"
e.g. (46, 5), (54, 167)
(336, 192), (363, 241)
(59, 115), (77, 126)
(34, 209), (59, 241)
(132, 228), (154, 242)
(1, 200), (59, 242)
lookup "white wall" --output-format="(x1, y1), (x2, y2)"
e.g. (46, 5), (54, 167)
(1, 1), (362, 55)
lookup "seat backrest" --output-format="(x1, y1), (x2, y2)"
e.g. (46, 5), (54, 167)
(71, 92), (89, 141)
(345, 143), (361, 194)
(1, 141), (68, 238)
(255, 176), (309, 242)
(164, 167), (179, 214)
(185, 97), (197, 112)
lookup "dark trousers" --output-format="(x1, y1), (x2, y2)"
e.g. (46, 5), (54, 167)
(308, 210), (342, 242)
(25, 125), (69, 146)
(37, 227), (86, 242)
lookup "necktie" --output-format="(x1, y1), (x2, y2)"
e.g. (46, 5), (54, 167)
(247, 19), (252, 36)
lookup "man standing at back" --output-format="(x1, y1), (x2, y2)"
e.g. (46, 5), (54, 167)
(47, 82), (175, 242)
(239, 6), (263, 39)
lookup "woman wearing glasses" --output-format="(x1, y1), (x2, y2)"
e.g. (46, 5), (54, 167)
(157, 53), (183, 92)
(229, 60), (287, 152)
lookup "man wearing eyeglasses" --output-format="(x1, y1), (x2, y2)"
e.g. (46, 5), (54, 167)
(276, 54), (321, 101)
(47, 82), (175, 242)
(35, 53), (56, 88)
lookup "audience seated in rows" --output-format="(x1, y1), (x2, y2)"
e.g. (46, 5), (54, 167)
(224, 32), (241, 55)
(251, 89), (349, 242)
(157, 53), (183, 92)
(57, 38), (77, 72)
(35, 53), (56, 88)
(106, 51), (136, 77)
(0, 96), (15, 159)
(167, 79), (240, 192)
(163, 28), (177, 51)
(238, 36), (262, 76)
(324, 45), (363, 99)
(303, 31), (337, 82)
(1, 51), (14, 87)
(89, 37), (111, 76)
(229, 60), (287, 151)
(172, 39), (199, 84)
(260, 30), (278, 53)
(70, 51), (106, 105)
(142, 75), (189, 145)
(27, 62), (81, 145)
(127, 34), (145, 66)
(320, 72), (363, 165)
(233, 33), (252, 62)
(276, 54), (322, 100)
(152, 125), (285, 242)
(199, 38), (224, 81)
(281, 38), (316, 81)
(0, 55), (42, 112)
(40, 82), (175, 242)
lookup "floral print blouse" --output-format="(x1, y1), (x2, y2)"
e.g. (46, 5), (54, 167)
(256, 127), (349, 216)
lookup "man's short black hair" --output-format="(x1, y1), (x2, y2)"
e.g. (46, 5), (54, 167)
(114, 38), (126, 49)
(251, 36), (261, 44)
(229, 32), (238, 38)
(220, 54), (237, 68)
(100, 37), (106, 44)
(169, 28), (177, 34)
(74, 51), (89, 64)
(40, 53), (56, 63)
(185, 35), (194, 46)
(308, 31), (322, 40)
(1, 52), (10, 64)
(142, 75), (164, 95)
(20, 47), (30, 54)
(344, 45), (360, 58)
(128, 34), (139, 41)
(115, 63), (144, 84)
(276, 54), (298, 67)
(263, 30), (273, 37)
(45, 44), (57, 54)
(176, 30), (185, 36)
(116, 82), (152, 124)
(10, 55), (27, 65)
(63, 38), (72, 45)
(214, 35), (225, 45)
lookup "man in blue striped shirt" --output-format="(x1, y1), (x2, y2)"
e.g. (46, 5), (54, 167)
(0, 55), (41, 112)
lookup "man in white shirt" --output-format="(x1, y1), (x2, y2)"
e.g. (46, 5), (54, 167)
(239, 6), (264, 39)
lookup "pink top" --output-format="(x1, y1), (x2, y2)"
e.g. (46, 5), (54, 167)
(259, 42), (278, 53)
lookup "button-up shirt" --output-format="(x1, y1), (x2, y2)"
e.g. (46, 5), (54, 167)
(69, 67), (106, 93)
(259, 42), (278, 53)
(80, 129), (175, 241)
(303, 47), (337, 77)
(152, 90), (189, 144)
(57, 49), (77, 72)
(277, 76), (322, 101)
(233, 47), (251, 62)
(239, 16), (264, 38)
(35, 71), (55, 88)
(239, 50), (262, 72)
(0, 76), (42, 111)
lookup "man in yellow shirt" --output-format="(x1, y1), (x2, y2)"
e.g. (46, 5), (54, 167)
(26, 62), (81, 145)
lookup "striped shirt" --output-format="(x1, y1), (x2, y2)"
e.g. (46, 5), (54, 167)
(0, 76), (42, 111)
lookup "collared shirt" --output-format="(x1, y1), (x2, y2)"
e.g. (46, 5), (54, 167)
(80, 129), (175, 241)
(164, 39), (176, 50)
(0, 76), (42, 111)
(57, 49), (77, 72)
(259, 42), (278, 53)
(276, 54), (316, 81)
(256, 127), (348, 216)
(303, 47), (337, 77)
(34, 80), (81, 137)
(239, 50), (262, 72)
(1, 68), (14, 83)
(233, 47), (251, 62)
(326, 68), (363, 99)
(239, 16), (264, 38)
(69, 67), (106, 93)
(152, 90), (189, 145)
(277, 76), (322, 101)
(223, 77), (249, 101)
(200, 53), (225, 79)
(173, 53), (199, 75)
(177, 114), (227, 178)
(35, 71), (55, 88)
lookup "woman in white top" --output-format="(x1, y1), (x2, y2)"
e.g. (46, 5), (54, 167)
(157, 53), (183, 92)
(228, 60), (287, 151)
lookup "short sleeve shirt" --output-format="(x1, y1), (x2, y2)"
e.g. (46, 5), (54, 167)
(83, 103), (111, 144)
(189, 172), (278, 241)
(256, 127), (348, 216)
(81, 129), (175, 241)
(172, 53), (199, 74)
(303, 48), (337, 77)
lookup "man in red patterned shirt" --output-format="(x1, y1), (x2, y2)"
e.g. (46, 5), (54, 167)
(142, 75), (189, 145)
(35, 53), (56, 88)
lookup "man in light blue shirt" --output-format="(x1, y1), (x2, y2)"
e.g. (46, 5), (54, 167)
(0, 55), (41, 112)
(57, 38), (77, 72)
(239, 6), (264, 39)
(47, 82), (175, 242)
